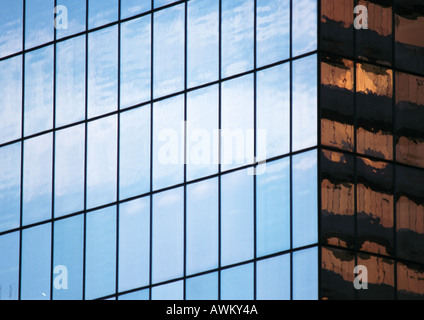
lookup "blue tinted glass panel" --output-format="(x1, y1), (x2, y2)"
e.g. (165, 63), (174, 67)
(55, 125), (85, 217)
(257, 158), (290, 257)
(221, 263), (254, 300)
(187, 178), (218, 275)
(293, 247), (318, 300)
(23, 134), (52, 226)
(257, 254), (290, 300)
(119, 289), (149, 300)
(53, 215), (84, 300)
(152, 281), (183, 300)
(0, 0), (23, 58)
(186, 272), (218, 300)
(154, 0), (179, 8)
(85, 206), (117, 300)
(221, 169), (254, 266)
(119, 197), (150, 292)
(0, 232), (19, 300)
(120, 16), (151, 108)
(120, 106), (151, 199)
(88, 0), (118, 29)
(121, 0), (151, 19)
(187, 0), (219, 88)
(0, 143), (21, 233)
(292, 0), (317, 57)
(152, 188), (184, 284)
(24, 46), (54, 137)
(25, 0), (54, 49)
(21, 223), (51, 300)
(56, 0), (86, 39)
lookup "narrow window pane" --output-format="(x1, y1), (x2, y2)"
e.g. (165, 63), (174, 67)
(88, 26), (118, 119)
(256, 0), (290, 67)
(293, 150), (318, 248)
(56, 0), (86, 39)
(0, 56), (22, 144)
(292, 0), (317, 57)
(152, 281), (183, 300)
(89, 0), (118, 29)
(187, 85), (219, 181)
(257, 63), (290, 160)
(23, 134), (53, 226)
(257, 254), (291, 300)
(0, 0), (22, 58)
(53, 215), (84, 300)
(55, 125), (85, 217)
(121, 0), (151, 19)
(257, 158), (290, 257)
(292, 54), (317, 151)
(24, 46), (54, 137)
(121, 16), (151, 109)
(222, 0), (254, 77)
(152, 188), (184, 284)
(21, 223), (51, 300)
(56, 35), (86, 127)
(221, 263), (254, 300)
(154, 0), (179, 8)
(186, 272), (218, 300)
(0, 232), (20, 300)
(85, 206), (117, 300)
(120, 106), (151, 199)
(187, 178), (218, 275)
(293, 247), (318, 300)
(119, 197), (150, 292)
(119, 289), (149, 300)
(187, 0), (219, 88)
(0, 143), (21, 233)
(25, 0), (54, 49)
(221, 169), (254, 266)
(153, 95), (184, 191)
(87, 116), (117, 209)
(221, 75), (254, 171)
(153, 4), (184, 98)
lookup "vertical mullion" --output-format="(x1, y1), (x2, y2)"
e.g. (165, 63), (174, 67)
(317, 0), (322, 301)
(183, 0), (188, 301)
(289, 0), (294, 301)
(149, 0), (154, 301)
(253, 0), (257, 302)
(218, 0), (222, 301)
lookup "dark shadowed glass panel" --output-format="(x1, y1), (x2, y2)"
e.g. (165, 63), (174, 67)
(293, 247), (318, 300)
(397, 262), (424, 300)
(56, 0), (86, 39)
(0, 232), (19, 300)
(257, 254), (290, 300)
(152, 281), (183, 300)
(0, 0), (23, 58)
(25, 0), (54, 49)
(121, 0), (151, 19)
(221, 263), (254, 300)
(88, 0), (118, 29)
(186, 272), (218, 300)
(292, 0), (317, 57)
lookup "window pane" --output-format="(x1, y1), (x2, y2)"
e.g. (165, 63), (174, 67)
(292, 0), (317, 57)
(186, 272), (218, 300)
(293, 150), (318, 248)
(0, 143), (21, 233)
(53, 215), (84, 300)
(25, 0), (54, 49)
(221, 263), (254, 300)
(221, 169), (254, 266)
(121, 0), (151, 19)
(121, 16), (151, 109)
(56, 0), (86, 39)
(152, 188), (184, 284)
(292, 54), (317, 151)
(0, 56), (22, 145)
(257, 158), (290, 257)
(120, 106), (151, 199)
(222, 0), (254, 77)
(0, 232), (20, 300)
(55, 125), (85, 217)
(187, 85), (219, 181)
(153, 4), (184, 98)
(293, 247), (318, 300)
(257, 254), (291, 300)
(153, 95), (184, 191)
(0, 0), (22, 57)
(85, 206), (117, 300)
(256, 0), (290, 67)
(187, 178), (218, 275)
(56, 35), (86, 127)
(24, 46), (54, 137)
(23, 134), (53, 226)
(154, 0), (179, 8)
(187, 0), (219, 87)
(87, 116), (117, 209)
(119, 197), (150, 292)
(152, 281), (183, 300)
(119, 289), (149, 300)
(88, 26), (118, 119)
(88, 0), (118, 29)
(21, 223), (51, 300)
(257, 63), (290, 160)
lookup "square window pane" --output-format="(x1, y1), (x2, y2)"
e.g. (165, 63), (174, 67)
(0, 0), (23, 57)
(186, 272), (218, 300)
(56, 0), (86, 39)
(292, 0), (317, 57)
(221, 263), (254, 300)
(293, 247), (318, 300)
(88, 0), (118, 29)
(121, 0), (151, 19)
(25, 0), (54, 49)
(0, 232), (20, 300)
(257, 254), (291, 300)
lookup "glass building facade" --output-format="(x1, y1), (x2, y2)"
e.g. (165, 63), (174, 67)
(0, 0), (422, 300)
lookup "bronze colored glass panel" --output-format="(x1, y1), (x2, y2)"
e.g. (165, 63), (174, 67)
(396, 165), (424, 265)
(321, 56), (354, 152)
(321, 150), (355, 249)
(396, 72), (424, 169)
(357, 253), (395, 300)
(356, 0), (392, 66)
(395, 1), (424, 75)
(397, 262), (424, 300)
(357, 157), (394, 256)
(321, 0), (354, 57)
(356, 63), (393, 160)
(321, 246), (355, 300)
